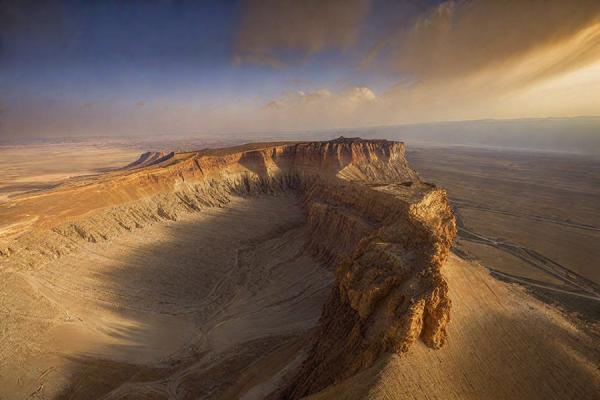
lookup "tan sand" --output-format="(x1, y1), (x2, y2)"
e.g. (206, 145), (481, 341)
(307, 254), (600, 399)
(0, 195), (331, 399)
(0, 144), (139, 203)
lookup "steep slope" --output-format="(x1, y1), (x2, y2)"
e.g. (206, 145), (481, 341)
(0, 137), (597, 399)
(0, 138), (456, 398)
(279, 178), (454, 398)
(306, 254), (600, 400)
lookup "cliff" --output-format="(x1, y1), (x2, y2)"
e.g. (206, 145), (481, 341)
(0, 137), (456, 398)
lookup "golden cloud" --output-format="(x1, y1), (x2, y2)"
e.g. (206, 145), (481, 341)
(390, 0), (600, 82)
(235, 0), (369, 65)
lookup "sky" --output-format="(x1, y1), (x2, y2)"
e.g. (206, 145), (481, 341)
(1, 0), (600, 140)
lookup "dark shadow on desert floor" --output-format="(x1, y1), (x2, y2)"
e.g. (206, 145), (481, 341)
(43, 195), (331, 399)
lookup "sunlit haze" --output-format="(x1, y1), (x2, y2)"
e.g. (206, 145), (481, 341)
(1, 0), (599, 140)
(2, 2), (600, 399)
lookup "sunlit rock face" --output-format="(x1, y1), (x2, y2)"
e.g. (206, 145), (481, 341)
(0, 137), (456, 399)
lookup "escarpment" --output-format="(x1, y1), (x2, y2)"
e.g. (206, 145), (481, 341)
(0, 138), (456, 398)
(281, 173), (455, 398)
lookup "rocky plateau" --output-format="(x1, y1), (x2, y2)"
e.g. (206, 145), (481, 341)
(0, 138), (598, 399)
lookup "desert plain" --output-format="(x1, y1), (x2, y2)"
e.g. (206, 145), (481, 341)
(0, 138), (598, 400)
(407, 146), (600, 318)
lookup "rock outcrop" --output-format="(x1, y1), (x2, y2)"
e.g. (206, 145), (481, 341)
(0, 137), (456, 398)
(284, 179), (454, 398)
(122, 150), (174, 170)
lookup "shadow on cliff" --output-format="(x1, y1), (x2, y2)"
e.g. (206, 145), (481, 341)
(238, 150), (271, 177)
(44, 209), (599, 399)
(52, 211), (239, 399)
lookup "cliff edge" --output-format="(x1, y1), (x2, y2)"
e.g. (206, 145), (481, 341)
(0, 138), (456, 398)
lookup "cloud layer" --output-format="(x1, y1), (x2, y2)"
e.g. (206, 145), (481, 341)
(390, 0), (600, 80)
(252, 0), (600, 127)
(2, 0), (600, 139)
(234, 0), (369, 66)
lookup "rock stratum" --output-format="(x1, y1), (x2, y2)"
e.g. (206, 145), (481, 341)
(0, 138), (598, 399)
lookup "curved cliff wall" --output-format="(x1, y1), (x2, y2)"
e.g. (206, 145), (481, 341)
(282, 179), (455, 396)
(0, 138), (456, 397)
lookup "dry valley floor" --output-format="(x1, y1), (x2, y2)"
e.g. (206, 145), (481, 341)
(0, 195), (332, 399)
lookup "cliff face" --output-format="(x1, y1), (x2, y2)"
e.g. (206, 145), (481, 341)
(0, 137), (456, 397)
(282, 166), (455, 398)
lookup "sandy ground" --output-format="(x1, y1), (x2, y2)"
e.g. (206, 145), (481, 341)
(0, 144), (139, 203)
(0, 195), (331, 399)
(407, 146), (600, 316)
(1, 141), (598, 399)
(308, 254), (600, 399)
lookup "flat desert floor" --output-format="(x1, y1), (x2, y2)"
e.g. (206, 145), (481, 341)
(2, 142), (599, 399)
(0, 144), (140, 202)
(0, 195), (331, 399)
(407, 146), (600, 318)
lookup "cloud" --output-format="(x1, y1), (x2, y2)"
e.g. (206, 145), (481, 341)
(234, 0), (369, 66)
(389, 0), (600, 82)
(256, 86), (382, 130)
(266, 89), (333, 109)
(266, 86), (376, 110)
(352, 0), (600, 124)
(4, 0), (600, 139)
(234, 0), (600, 125)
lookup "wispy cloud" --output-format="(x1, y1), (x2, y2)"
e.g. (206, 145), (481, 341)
(234, 0), (369, 66)
(3, 0), (599, 139)
(388, 0), (600, 83)
(257, 86), (381, 130)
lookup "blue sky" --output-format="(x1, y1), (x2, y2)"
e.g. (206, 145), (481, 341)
(2, 1), (386, 102)
(1, 0), (599, 139)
